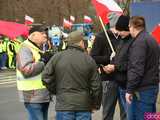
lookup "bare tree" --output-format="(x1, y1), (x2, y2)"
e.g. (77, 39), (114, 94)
(0, 0), (130, 29)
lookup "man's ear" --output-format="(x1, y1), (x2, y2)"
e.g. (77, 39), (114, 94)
(80, 40), (85, 49)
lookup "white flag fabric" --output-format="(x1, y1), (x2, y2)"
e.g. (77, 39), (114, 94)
(70, 15), (75, 22)
(97, 0), (123, 12)
(84, 15), (93, 23)
(92, 0), (122, 24)
(63, 18), (72, 28)
(25, 15), (34, 25)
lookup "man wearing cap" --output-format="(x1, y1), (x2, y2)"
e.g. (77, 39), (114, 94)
(90, 12), (126, 120)
(42, 30), (102, 120)
(16, 25), (50, 120)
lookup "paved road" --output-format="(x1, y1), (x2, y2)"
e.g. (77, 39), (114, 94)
(0, 70), (159, 120)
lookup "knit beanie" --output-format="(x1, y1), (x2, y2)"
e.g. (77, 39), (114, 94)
(116, 15), (130, 31)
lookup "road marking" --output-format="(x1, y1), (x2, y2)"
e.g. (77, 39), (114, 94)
(0, 81), (16, 85)
(0, 77), (16, 80)
(0, 70), (16, 87)
(0, 79), (16, 82)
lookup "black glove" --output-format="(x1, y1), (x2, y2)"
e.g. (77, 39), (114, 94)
(39, 51), (54, 64)
(99, 64), (105, 74)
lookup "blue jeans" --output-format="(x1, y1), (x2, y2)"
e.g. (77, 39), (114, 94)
(56, 111), (91, 120)
(119, 87), (135, 120)
(1, 53), (7, 67)
(24, 102), (49, 120)
(119, 87), (127, 112)
(126, 87), (158, 120)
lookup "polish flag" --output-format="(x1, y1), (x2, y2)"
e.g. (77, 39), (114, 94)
(152, 24), (160, 44)
(25, 15), (34, 25)
(84, 15), (93, 23)
(63, 18), (72, 29)
(70, 15), (75, 23)
(92, 0), (123, 24)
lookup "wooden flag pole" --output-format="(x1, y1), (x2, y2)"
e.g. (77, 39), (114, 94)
(98, 16), (116, 60)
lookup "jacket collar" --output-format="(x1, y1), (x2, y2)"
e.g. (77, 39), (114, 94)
(67, 44), (85, 52)
(28, 39), (42, 50)
(134, 29), (146, 40)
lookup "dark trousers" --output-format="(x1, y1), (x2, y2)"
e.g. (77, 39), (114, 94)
(102, 81), (126, 120)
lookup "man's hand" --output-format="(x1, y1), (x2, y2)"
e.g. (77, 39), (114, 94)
(103, 64), (115, 74)
(125, 93), (133, 104)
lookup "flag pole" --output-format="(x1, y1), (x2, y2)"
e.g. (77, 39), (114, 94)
(98, 16), (116, 60)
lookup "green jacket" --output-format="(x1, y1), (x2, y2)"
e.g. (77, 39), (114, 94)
(42, 44), (102, 111)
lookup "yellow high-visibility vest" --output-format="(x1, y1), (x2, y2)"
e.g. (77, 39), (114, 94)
(17, 40), (46, 91)
(0, 43), (3, 53)
(7, 41), (14, 56)
(14, 41), (21, 53)
(2, 41), (7, 52)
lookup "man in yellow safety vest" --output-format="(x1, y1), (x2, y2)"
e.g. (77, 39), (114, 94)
(16, 25), (51, 120)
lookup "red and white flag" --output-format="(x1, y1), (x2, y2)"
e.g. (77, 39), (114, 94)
(152, 24), (160, 44)
(84, 15), (93, 23)
(92, 0), (123, 24)
(25, 15), (34, 25)
(70, 15), (75, 23)
(63, 18), (72, 29)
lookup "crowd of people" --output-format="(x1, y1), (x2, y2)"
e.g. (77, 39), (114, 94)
(0, 36), (25, 70)
(10, 12), (160, 120)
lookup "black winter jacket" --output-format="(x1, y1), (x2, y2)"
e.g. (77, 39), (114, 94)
(90, 31), (120, 81)
(127, 30), (159, 93)
(111, 35), (133, 89)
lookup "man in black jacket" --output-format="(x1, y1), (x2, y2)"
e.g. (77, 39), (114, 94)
(126, 16), (159, 120)
(103, 15), (133, 114)
(90, 13), (126, 120)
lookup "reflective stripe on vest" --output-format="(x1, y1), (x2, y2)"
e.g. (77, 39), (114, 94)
(17, 40), (46, 91)
(17, 70), (45, 90)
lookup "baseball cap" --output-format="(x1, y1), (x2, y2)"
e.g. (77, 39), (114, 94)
(29, 25), (48, 35)
(64, 30), (85, 44)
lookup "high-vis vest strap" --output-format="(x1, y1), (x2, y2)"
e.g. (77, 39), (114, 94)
(17, 40), (46, 91)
